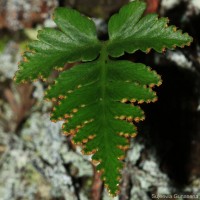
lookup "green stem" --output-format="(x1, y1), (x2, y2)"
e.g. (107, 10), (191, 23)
(99, 41), (109, 129)
(100, 42), (108, 103)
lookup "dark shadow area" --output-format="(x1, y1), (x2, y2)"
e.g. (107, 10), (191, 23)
(162, 1), (188, 27)
(120, 49), (200, 190)
(143, 64), (200, 186)
(128, 0), (200, 189)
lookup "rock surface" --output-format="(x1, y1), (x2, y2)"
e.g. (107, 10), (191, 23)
(0, 0), (200, 199)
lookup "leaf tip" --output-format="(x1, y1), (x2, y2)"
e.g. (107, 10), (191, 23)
(138, 100), (144, 104)
(92, 159), (101, 165)
(162, 47), (166, 53)
(134, 117), (141, 122)
(152, 97), (158, 102)
(130, 98), (136, 103)
(121, 98), (128, 103)
(146, 48), (151, 54)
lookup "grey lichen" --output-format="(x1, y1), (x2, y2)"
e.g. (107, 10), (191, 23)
(0, 41), (20, 79)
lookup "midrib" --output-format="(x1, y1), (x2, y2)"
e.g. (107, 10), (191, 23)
(99, 42), (110, 155)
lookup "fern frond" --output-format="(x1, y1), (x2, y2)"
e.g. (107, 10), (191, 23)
(108, 1), (192, 56)
(14, 1), (192, 196)
(14, 8), (101, 82)
(46, 49), (159, 195)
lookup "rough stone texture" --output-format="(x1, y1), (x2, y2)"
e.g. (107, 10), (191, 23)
(0, 0), (57, 31)
(0, 110), (94, 200)
(0, 0), (200, 200)
(0, 41), (20, 79)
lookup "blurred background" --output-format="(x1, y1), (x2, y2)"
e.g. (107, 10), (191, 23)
(0, 0), (200, 199)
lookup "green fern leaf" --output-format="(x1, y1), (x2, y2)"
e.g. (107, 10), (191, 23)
(14, 0), (192, 196)
(108, 1), (192, 56)
(14, 7), (101, 82)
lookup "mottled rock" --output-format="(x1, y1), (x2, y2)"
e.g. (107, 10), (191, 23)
(0, 0), (57, 31)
